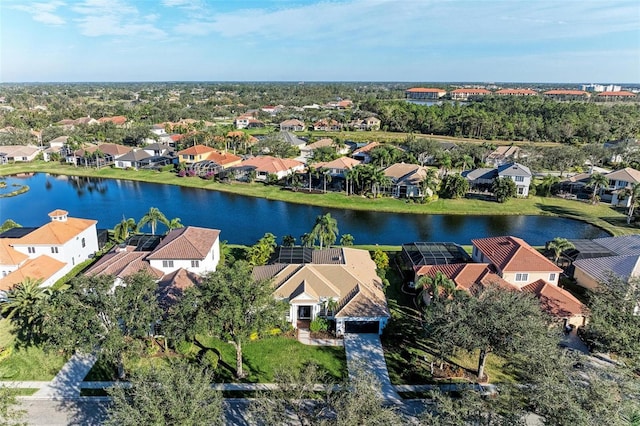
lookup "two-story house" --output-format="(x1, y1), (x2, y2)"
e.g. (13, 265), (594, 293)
(383, 163), (433, 198)
(279, 119), (306, 132)
(603, 167), (640, 207)
(177, 145), (216, 164)
(497, 163), (532, 197)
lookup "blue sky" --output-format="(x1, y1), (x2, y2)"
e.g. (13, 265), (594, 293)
(1, 0), (638, 83)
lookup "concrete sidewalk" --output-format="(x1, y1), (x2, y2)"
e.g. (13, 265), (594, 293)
(343, 333), (402, 405)
(32, 352), (97, 399)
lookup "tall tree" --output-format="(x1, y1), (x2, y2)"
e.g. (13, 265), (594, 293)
(339, 233), (355, 246)
(166, 217), (184, 231)
(310, 213), (339, 249)
(137, 207), (169, 235)
(491, 176), (517, 203)
(547, 237), (575, 265)
(1, 277), (51, 346)
(618, 182), (640, 224)
(414, 271), (456, 306)
(423, 285), (551, 380)
(247, 233), (277, 266)
(106, 361), (223, 426)
(282, 234), (296, 247)
(112, 217), (138, 243)
(439, 174), (469, 199)
(167, 261), (287, 378)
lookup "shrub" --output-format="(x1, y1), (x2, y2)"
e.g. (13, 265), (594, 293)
(309, 318), (329, 333)
(160, 164), (174, 172)
(202, 350), (219, 370)
(175, 340), (194, 355)
(177, 169), (186, 177)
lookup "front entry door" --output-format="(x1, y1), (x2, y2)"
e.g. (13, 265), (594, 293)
(298, 305), (311, 320)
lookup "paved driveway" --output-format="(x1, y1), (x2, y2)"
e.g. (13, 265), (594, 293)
(343, 333), (402, 404)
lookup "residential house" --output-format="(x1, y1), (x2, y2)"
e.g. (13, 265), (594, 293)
(312, 157), (362, 178)
(98, 116), (128, 126)
(383, 163), (433, 198)
(313, 119), (341, 132)
(327, 100), (353, 109)
(571, 235), (640, 290)
(602, 167), (640, 206)
(450, 88), (491, 101)
(351, 142), (380, 164)
(463, 162), (532, 197)
(349, 117), (381, 131)
(485, 145), (523, 167)
(114, 149), (152, 169)
(280, 119), (306, 132)
(235, 114), (265, 129)
(471, 236), (562, 287)
(494, 89), (538, 96)
(235, 156), (305, 181)
(405, 88), (446, 100)
(0, 145), (40, 163)
(542, 90), (590, 101)
(177, 145), (216, 164)
(595, 91), (637, 102)
(73, 143), (132, 168)
(142, 143), (175, 158)
(206, 150), (242, 169)
(0, 209), (98, 293)
(300, 138), (349, 160)
(252, 247), (390, 335)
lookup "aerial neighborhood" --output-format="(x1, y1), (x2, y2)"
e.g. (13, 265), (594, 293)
(0, 81), (639, 424)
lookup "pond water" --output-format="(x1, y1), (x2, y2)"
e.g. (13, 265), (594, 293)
(0, 173), (608, 246)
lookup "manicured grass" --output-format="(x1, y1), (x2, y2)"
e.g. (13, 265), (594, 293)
(0, 320), (67, 381)
(85, 335), (346, 384)
(3, 161), (636, 237)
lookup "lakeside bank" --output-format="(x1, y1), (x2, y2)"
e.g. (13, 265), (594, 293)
(1, 162), (636, 237)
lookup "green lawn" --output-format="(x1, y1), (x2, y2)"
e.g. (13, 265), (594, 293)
(85, 335), (346, 383)
(2, 161), (637, 237)
(0, 320), (67, 381)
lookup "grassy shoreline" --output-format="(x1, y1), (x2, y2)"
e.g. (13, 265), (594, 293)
(2, 162), (637, 237)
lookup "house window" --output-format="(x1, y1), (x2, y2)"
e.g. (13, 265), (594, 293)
(549, 273), (556, 282)
(162, 260), (174, 268)
(82, 238), (86, 248)
(28, 247), (36, 254)
(518, 187), (525, 195)
(515, 273), (529, 282)
(51, 247), (58, 254)
(515, 176), (524, 182)
(191, 260), (200, 268)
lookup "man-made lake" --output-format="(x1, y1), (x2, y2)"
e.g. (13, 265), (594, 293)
(1, 173), (608, 246)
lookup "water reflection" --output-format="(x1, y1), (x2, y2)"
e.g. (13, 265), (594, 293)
(1, 173), (610, 246)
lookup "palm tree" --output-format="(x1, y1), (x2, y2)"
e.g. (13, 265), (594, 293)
(339, 233), (355, 246)
(166, 217), (184, 231)
(539, 174), (560, 197)
(618, 182), (640, 224)
(1, 277), (51, 344)
(320, 168), (332, 193)
(588, 173), (609, 204)
(138, 207), (169, 235)
(113, 217), (138, 242)
(310, 213), (339, 249)
(300, 233), (314, 248)
(547, 237), (575, 265)
(420, 168), (439, 197)
(282, 235), (296, 247)
(414, 272), (456, 306)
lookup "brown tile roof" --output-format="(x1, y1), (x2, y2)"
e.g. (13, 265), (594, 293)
(352, 142), (380, 155)
(522, 279), (586, 318)
(177, 145), (216, 156)
(597, 91), (636, 97)
(98, 116), (127, 125)
(495, 89), (537, 95)
(206, 150), (242, 166)
(240, 156), (304, 174)
(605, 167), (640, 184)
(416, 263), (513, 292)
(0, 240), (28, 266)
(305, 138), (334, 150)
(16, 216), (97, 246)
(97, 143), (132, 156)
(156, 268), (201, 309)
(146, 226), (220, 260)
(84, 246), (164, 280)
(472, 236), (562, 274)
(0, 255), (66, 291)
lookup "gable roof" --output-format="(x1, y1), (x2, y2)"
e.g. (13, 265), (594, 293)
(604, 167), (640, 184)
(98, 116), (127, 125)
(313, 157), (361, 170)
(0, 255), (66, 291)
(156, 268), (201, 309)
(383, 163), (428, 185)
(497, 162), (531, 177)
(522, 279), (586, 318)
(305, 138), (334, 150)
(206, 150), (242, 166)
(146, 226), (220, 260)
(472, 236), (562, 273)
(573, 255), (640, 283)
(117, 149), (152, 162)
(416, 263), (512, 292)
(406, 87), (446, 93)
(0, 240), (28, 266)
(84, 246), (164, 279)
(352, 142), (380, 155)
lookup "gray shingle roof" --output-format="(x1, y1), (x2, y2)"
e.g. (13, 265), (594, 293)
(497, 162), (531, 177)
(573, 255), (640, 283)
(592, 235), (640, 256)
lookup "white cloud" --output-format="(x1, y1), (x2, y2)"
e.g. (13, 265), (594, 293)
(71, 0), (166, 38)
(12, 1), (66, 26)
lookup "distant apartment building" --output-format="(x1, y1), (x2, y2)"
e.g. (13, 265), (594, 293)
(449, 88), (490, 101)
(405, 88), (446, 100)
(581, 83), (622, 93)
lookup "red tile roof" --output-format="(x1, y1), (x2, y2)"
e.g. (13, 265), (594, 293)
(522, 279), (586, 318)
(416, 263), (513, 292)
(0, 255), (66, 291)
(146, 226), (220, 260)
(472, 236), (562, 273)
(85, 247), (164, 280)
(543, 90), (588, 96)
(207, 150), (242, 166)
(98, 116), (127, 125)
(495, 89), (537, 95)
(240, 156), (304, 174)
(597, 91), (636, 97)
(16, 216), (97, 245)
(177, 145), (215, 156)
